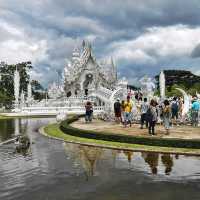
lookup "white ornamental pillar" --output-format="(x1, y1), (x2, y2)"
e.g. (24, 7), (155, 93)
(159, 70), (165, 100)
(14, 67), (20, 108)
(27, 81), (32, 105)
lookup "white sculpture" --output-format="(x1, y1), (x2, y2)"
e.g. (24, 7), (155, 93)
(140, 76), (155, 98)
(159, 70), (165, 99)
(56, 112), (67, 122)
(48, 82), (64, 99)
(175, 88), (190, 117)
(27, 81), (32, 104)
(20, 91), (25, 107)
(14, 67), (20, 108)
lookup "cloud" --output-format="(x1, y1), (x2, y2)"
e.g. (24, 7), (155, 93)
(110, 25), (200, 60)
(191, 44), (200, 58)
(0, 20), (48, 64)
(1, 0), (200, 87)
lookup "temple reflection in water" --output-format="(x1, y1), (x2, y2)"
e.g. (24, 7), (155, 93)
(64, 143), (177, 178)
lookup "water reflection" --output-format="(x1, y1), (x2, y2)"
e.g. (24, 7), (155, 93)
(0, 119), (14, 141)
(0, 118), (200, 200)
(142, 152), (159, 174)
(64, 143), (178, 177)
(64, 142), (184, 177)
(14, 118), (19, 136)
(123, 150), (134, 163)
(0, 118), (30, 142)
(161, 154), (173, 175)
(64, 143), (103, 180)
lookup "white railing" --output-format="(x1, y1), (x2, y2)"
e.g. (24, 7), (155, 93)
(21, 106), (105, 114)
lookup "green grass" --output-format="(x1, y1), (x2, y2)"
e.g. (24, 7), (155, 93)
(44, 123), (200, 155)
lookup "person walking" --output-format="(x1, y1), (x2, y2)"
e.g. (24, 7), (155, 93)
(85, 101), (93, 122)
(162, 99), (171, 135)
(146, 99), (158, 135)
(124, 96), (133, 127)
(191, 97), (200, 127)
(114, 98), (121, 123)
(140, 97), (149, 129)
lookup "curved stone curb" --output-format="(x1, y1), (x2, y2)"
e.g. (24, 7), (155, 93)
(39, 124), (200, 156)
(60, 115), (200, 149)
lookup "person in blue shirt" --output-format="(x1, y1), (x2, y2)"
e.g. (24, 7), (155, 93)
(191, 97), (200, 127)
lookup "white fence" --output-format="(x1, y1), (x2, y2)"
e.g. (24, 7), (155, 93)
(20, 106), (105, 115)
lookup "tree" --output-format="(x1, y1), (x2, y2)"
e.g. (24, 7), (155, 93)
(0, 61), (45, 106)
(31, 80), (46, 100)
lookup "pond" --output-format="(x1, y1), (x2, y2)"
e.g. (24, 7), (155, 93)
(0, 118), (200, 200)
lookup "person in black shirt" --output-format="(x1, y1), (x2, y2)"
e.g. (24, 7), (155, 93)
(114, 98), (121, 123)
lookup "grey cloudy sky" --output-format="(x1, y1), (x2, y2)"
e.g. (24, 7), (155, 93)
(1, 0), (200, 86)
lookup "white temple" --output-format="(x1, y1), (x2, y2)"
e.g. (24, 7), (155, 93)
(60, 40), (117, 97)
(10, 41), (128, 116)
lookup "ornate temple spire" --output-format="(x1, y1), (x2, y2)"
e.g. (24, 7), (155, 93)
(110, 57), (117, 81)
(82, 40), (86, 48)
(72, 46), (80, 59)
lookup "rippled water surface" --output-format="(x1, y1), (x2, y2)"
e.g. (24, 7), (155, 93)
(0, 118), (200, 200)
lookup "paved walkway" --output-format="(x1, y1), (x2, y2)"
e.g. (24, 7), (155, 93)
(71, 118), (200, 140)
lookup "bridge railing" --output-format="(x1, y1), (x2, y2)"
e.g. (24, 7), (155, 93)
(21, 106), (105, 114)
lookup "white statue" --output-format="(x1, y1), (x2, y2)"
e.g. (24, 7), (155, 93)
(27, 81), (32, 104)
(14, 67), (20, 107)
(159, 70), (165, 99)
(20, 91), (25, 107)
(175, 88), (190, 117)
(140, 76), (155, 98)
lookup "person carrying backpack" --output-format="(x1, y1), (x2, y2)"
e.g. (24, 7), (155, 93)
(114, 98), (121, 123)
(171, 97), (179, 125)
(191, 97), (200, 127)
(146, 99), (158, 135)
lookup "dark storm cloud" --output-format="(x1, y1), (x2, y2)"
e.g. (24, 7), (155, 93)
(0, 0), (200, 86)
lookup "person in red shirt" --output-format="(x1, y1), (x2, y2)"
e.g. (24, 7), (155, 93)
(85, 101), (93, 122)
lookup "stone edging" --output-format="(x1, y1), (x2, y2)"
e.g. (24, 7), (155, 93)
(60, 115), (200, 149)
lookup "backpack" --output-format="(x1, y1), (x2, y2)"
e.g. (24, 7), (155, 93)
(171, 101), (178, 112)
(146, 107), (153, 121)
(141, 103), (148, 114)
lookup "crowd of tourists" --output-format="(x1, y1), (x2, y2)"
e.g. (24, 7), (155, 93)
(113, 95), (200, 135)
(84, 93), (200, 135)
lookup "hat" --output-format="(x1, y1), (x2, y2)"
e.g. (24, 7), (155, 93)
(117, 98), (120, 101)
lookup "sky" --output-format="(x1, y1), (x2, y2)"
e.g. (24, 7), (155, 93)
(1, 0), (200, 87)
